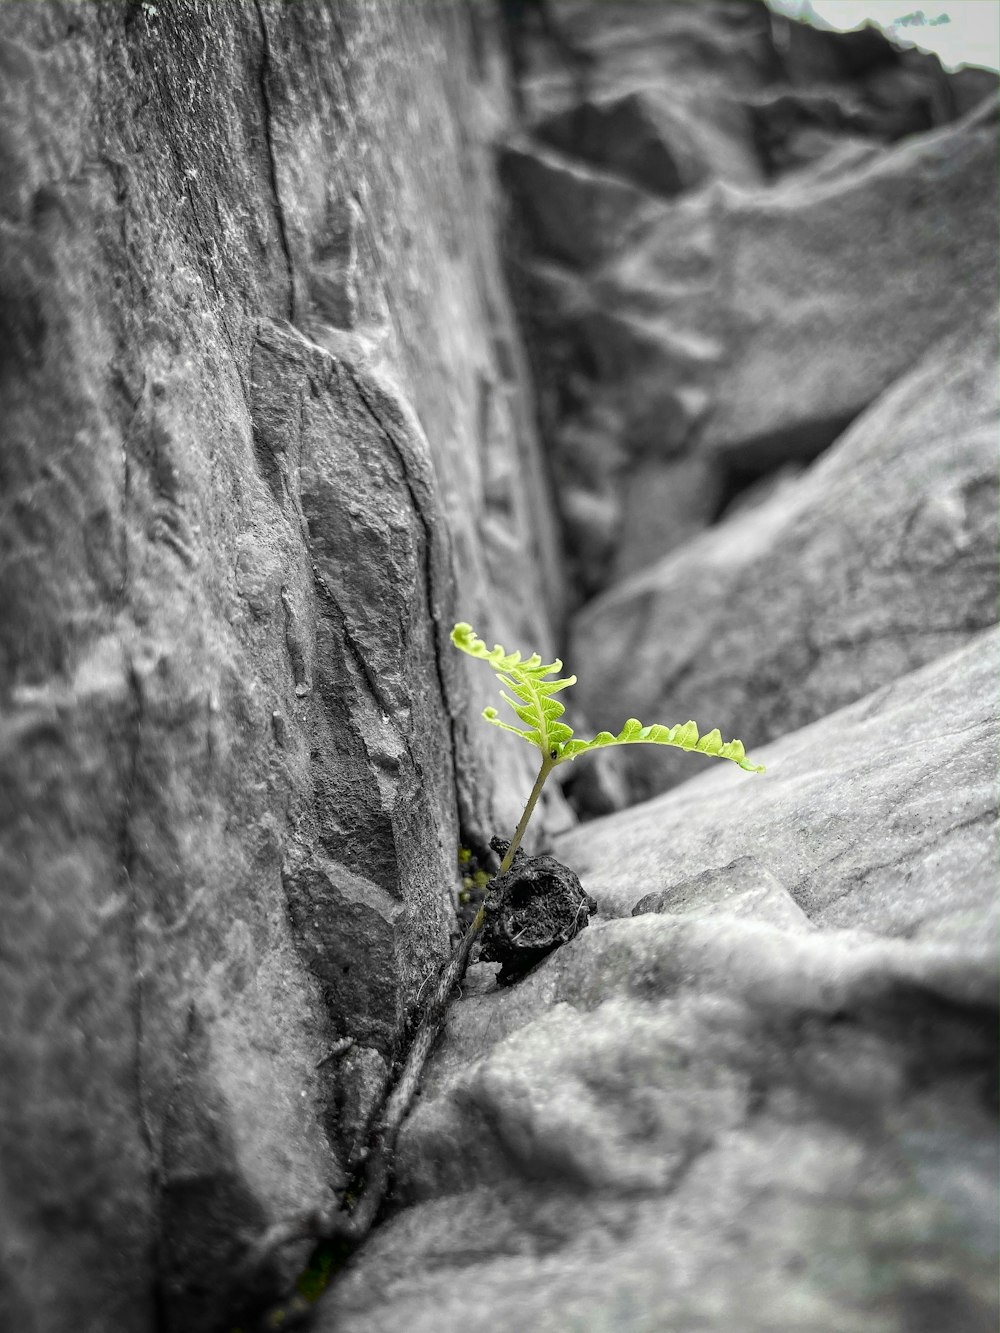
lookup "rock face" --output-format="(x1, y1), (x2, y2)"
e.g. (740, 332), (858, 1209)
(0, 4), (565, 1330)
(564, 631), (997, 938)
(322, 634), (998, 1333)
(571, 309), (999, 801)
(2, 2), (996, 1331)
(316, 5), (995, 1330)
(502, 0), (997, 594)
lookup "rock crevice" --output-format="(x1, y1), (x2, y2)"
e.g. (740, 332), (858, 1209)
(0, 2), (995, 1331)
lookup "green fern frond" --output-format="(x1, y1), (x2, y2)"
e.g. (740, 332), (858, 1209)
(560, 719), (761, 770)
(450, 622), (577, 755)
(450, 622), (764, 774)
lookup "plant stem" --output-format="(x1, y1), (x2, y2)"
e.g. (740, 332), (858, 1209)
(245, 751), (558, 1309)
(329, 753), (553, 1236)
(497, 753), (554, 875)
(333, 901), (486, 1239)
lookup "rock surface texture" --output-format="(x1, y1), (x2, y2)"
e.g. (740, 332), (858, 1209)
(320, 3), (995, 1331)
(324, 634), (998, 1332)
(572, 307), (999, 801)
(0, 4), (564, 1330)
(502, 0), (997, 595)
(1, 1), (996, 1332)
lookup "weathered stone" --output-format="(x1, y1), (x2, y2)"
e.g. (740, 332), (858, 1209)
(631, 855), (814, 931)
(765, 13), (977, 150)
(504, 0), (997, 591)
(3, 1), (997, 1329)
(318, 636), (997, 1332)
(693, 103), (998, 467)
(333, 1043), (390, 1170)
(0, 4), (564, 1330)
(530, 85), (763, 196)
(562, 631), (997, 935)
(500, 139), (658, 270)
(570, 313), (998, 800)
(580, 103), (994, 583)
(524, 0), (784, 115)
(556, 738), (630, 821)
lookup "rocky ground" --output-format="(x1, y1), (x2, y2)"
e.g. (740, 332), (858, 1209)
(323, 633), (997, 1331)
(0, 2), (995, 1331)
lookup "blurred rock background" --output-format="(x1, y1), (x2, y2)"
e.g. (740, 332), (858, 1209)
(0, 2), (995, 1330)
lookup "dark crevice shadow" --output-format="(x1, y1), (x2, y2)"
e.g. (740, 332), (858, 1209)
(711, 407), (861, 522)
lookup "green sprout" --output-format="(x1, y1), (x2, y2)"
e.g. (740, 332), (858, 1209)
(260, 625), (766, 1290)
(451, 621), (764, 879)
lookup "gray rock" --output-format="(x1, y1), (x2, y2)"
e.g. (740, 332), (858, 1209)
(530, 85), (763, 196)
(692, 103), (998, 466)
(570, 313), (998, 800)
(500, 138), (659, 271)
(0, 4), (564, 1329)
(561, 631), (997, 939)
(505, 1), (997, 591)
(631, 855), (814, 932)
(600, 105), (994, 580)
(557, 739), (631, 821)
(2, 1), (996, 1328)
(319, 636), (997, 1332)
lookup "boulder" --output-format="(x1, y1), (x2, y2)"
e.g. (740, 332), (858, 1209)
(529, 85), (763, 195)
(691, 102), (998, 466)
(561, 631), (997, 936)
(503, 0), (998, 591)
(500, 139), (659, 270)
(2, 0), (996, 1327)
(546, 103), (996, 588)
(570, 311), (998, 800)
(319, 634), (997, 1332)
(0, 4), (564, 1329)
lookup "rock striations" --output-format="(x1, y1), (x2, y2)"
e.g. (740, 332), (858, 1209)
(321, 3), (997, 1331)
(0, 4), (563, 1329)
(503, 1), (997, 596)
(324, 635), (998, 1333)
(0, 2), (995, 1331)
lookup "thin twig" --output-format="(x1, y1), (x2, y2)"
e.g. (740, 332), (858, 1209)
(247, 901), (490, 1285)
(323, 756), (554, 1242)
(325, 902), (486, 1243)
(243, 754), (556, 1319)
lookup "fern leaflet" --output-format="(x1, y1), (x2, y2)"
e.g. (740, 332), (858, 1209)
(450, 622), (764, 774)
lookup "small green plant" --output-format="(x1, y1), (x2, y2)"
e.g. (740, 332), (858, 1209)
(451, 621), (763, 877)
(256, 624), (766, 1295)
(457, 846), (490, 906)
